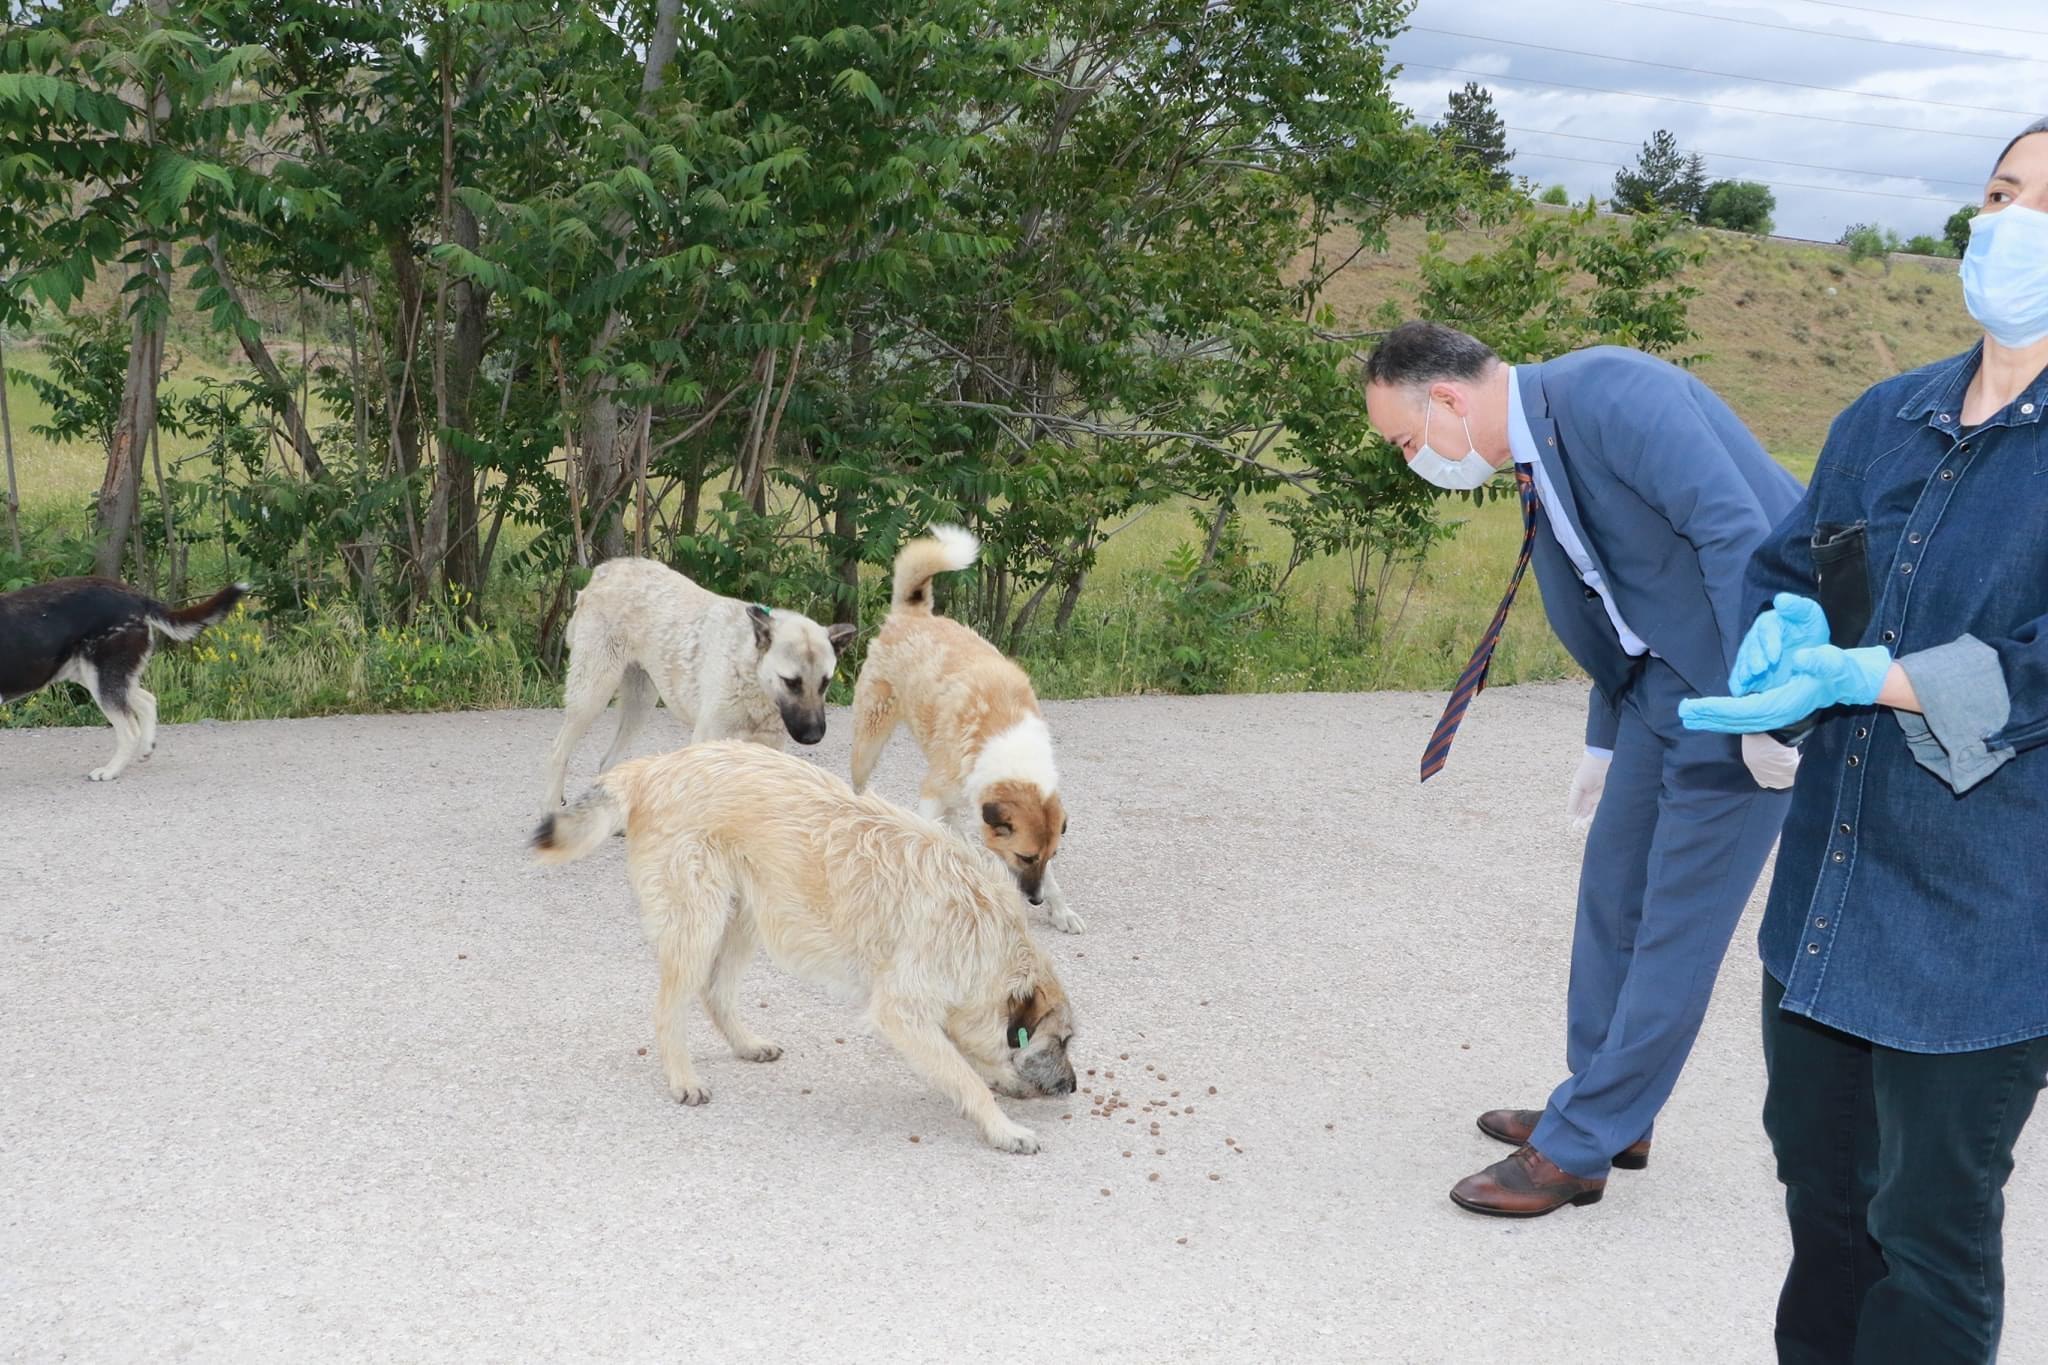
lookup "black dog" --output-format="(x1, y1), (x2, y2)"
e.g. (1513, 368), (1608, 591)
(1, 577), (247, 780)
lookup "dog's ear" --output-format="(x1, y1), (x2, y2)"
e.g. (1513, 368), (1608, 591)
(826, 621), (857, 655)
(981, 801), (1013, 837)
(1006, 988), (1046, 1048)
(747, 603), (774, 652)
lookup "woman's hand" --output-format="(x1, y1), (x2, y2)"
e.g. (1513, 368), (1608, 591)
(1730, 593), (1832, 696)
(1681, 644), (1893, 733)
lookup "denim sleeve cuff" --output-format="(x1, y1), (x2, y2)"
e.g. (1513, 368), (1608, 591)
(1896, 635), (2016, 794)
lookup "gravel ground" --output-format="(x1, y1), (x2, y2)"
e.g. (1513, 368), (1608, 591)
(2, 686), (2042, 1364)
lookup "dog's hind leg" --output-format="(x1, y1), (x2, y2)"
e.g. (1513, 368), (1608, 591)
(80, 627), (149, 782)
(133, 686), (159, 760)
(848, 676), (897, 791)
(542, 630), (625, 811)
(644, 863), (734, 1106)
(701, 914), (782, 1063)
(869, 991), (1039, 1154)
(597, 663), (656, 772)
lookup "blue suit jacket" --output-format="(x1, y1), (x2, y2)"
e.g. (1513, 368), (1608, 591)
(1517, 348), (1804, 748)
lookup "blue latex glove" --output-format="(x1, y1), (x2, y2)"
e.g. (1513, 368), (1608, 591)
(1729, 593), (1831, 696)
(1680, 644), (1893, 734)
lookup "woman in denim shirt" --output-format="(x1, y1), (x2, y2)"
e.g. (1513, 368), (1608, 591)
(1682, 119), (2048, 1363)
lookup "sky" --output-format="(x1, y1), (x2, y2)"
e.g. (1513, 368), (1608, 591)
(1385, 0), (2046, 242)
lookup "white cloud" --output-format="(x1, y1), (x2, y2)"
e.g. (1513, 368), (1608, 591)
(1389, 0), (2046, 239)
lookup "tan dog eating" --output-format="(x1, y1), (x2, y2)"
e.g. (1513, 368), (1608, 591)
(849, 526), (1082, 933)
(532, 741), (1078, 1153)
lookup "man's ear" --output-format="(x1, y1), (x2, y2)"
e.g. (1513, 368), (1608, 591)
(747, 603), (773, 652)
(981, 801), (1012, 836)
(826, 622), (857, 654)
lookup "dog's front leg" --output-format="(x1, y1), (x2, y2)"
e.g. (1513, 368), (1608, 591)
(1037, 866), (1085, 935)
(871, 996), (1038, 1154)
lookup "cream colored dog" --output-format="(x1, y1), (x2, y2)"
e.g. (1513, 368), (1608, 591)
(850, 527), (1082, 933)
(532, 741), (1078, 1154)
(540, 557), (855, 813)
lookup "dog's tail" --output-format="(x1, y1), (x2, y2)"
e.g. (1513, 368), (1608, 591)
(532, 777), (630, 865)
(145, 582), (250, 642)
(890, 525), (979, 614)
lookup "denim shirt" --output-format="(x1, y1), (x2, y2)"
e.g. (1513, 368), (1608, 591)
(1748, 345), (2048, 1053)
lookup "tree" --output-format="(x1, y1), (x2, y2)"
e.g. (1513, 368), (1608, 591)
(1434, 82), (1512, 189)
(1945, 204), (1978, 255)
(1612, 130), (1688, 215)
(1902, 234), (1946, 258)
(1538, 184), (1570, 206)
(1841, 222), (1903, 268)
(1699, 180), (1775, 234)
(1674, 152), (1710, 219)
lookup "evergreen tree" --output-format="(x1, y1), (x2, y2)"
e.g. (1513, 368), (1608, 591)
(1612, 129), (1686, 214)
(1434, 82), (1512, 189)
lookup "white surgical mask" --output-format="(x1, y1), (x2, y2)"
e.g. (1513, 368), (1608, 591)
(1408, 399), (1498, 492)
(1962, 205), (2048, 350)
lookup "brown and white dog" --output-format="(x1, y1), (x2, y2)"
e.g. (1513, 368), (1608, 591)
(533, 741), (1078, 1153)
(849, 527), (1081, 933)
(0, 576), (247, 781)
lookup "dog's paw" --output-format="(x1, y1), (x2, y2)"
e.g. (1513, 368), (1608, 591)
(669, 1081), (712, 1106)
(985, 1121), (1040, 1155)
(734, 1041), (783, 1063)
(86, 766), (122, 783)
(1049, 905), (1086, 934)
(990, 1076), (1034, 1100)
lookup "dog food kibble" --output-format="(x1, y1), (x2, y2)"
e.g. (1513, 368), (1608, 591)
(1143, 1063), (1152, 1071)
(1183, 1106), (1195, 1114)
(1155, 1147), (1166, 1155)
(801, 1088), (811, 1094)
(457, 954), (467, 960)
(1119, 1053), (1130, 1061)
(1225, 1137), (1236, 1145)
(1148, 1172), (1160, 1182)
(1171, 1090), (1180, 1098)
(835, 1037), (845, 1044)
(1176, 1236), (1187, 1244)
(1199, 1000), (1209, 1007)
(1208, 1173), (1220, 1182)
(1100, 1188), (1111, 1197)
(1208, 1086), (1218, 1095)
(1087, 1068), (1096, 1076)
(636, 1047), (647, 1056)
(1325, 1123), (1335, 1131)
(1122, 1150), (1132, 1158)
(908, 1135), (920, 1143)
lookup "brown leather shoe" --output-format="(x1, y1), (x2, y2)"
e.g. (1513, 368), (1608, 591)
(1449, 1145), (1607, 1218)
(1476, 1108), (1651, 1171)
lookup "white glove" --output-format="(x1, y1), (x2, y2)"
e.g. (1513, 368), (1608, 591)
(1566, 748), (1612, 834)
(1741, 732), (1801, 790)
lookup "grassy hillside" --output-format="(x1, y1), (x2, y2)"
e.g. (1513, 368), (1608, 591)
(1303, 216), (1982, 464)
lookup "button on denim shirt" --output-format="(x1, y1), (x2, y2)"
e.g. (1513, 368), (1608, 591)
(1747, 345), (2048, 1053)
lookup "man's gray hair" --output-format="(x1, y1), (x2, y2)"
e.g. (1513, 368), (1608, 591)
(1998, 116), (2048, 170)
(1363, 320), (1499, 391)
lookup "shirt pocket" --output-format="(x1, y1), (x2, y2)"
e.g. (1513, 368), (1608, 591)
(1824, 428), (1921, 481)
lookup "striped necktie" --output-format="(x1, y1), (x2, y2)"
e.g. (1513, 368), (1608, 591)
(1419, 466), (1538, 782)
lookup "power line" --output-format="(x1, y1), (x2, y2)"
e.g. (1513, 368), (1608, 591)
(1594, 0), (2042, 65)
(1787, 0), (2048, 38)
(1408, 27), (2041, 117)
(1501, 123), (1985, 190)
(1510, 149), (1964, 206)
(1396, 62), (2009, 142)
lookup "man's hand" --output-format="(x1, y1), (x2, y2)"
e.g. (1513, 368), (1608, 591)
(1730, 593), (1831, 696)
(1740, 733), (1801, 790)
(1566, 748), (1612, 834)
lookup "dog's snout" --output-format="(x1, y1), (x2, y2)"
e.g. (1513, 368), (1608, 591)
(1027, 894), (1044, 906)
(1055, 1076), (1076, 1095)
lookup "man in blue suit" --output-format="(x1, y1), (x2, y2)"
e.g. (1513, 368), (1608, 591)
(1363, 321), (1805, 1217)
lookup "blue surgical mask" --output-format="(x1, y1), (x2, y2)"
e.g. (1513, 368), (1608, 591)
(1408, 400), (1497, 492)
(1962, 205), (2048, 350)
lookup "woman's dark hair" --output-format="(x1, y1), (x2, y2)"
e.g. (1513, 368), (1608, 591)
(1364, 321), (1498, 390)
(1997, 116), (2048, 170)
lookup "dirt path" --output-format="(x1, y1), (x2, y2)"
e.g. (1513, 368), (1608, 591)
(3, 691), (2042, 1363)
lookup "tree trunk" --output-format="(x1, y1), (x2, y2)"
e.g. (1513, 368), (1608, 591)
(210, 237), (327, 482)
(0, 331), (20, 557)
(430, 203), (490, 605)
(575, 0), (684, 564)
(95, 282), (166, 578)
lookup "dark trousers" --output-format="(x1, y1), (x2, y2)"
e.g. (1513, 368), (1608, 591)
(1761, 970), (2048, 1364)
